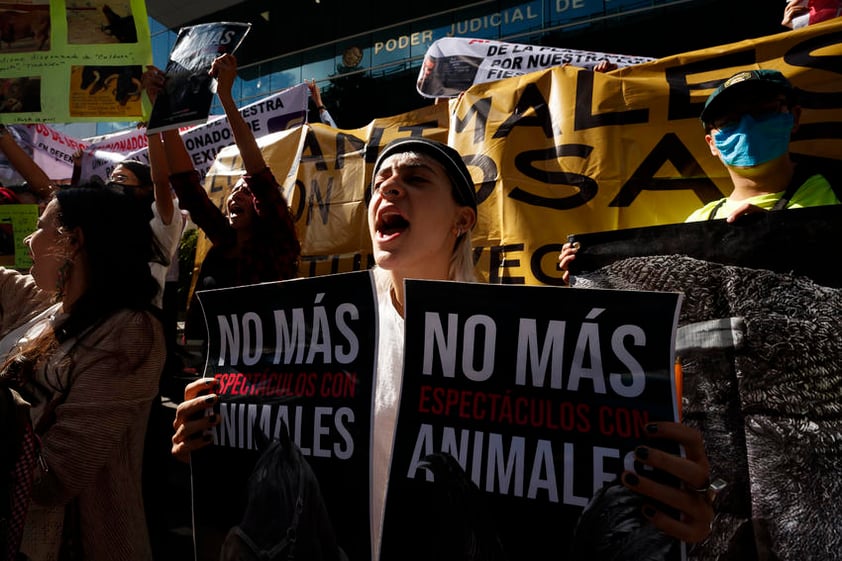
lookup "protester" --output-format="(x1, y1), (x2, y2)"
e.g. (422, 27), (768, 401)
(172, 137), (714, 556)
(140, 128), (189, 338)
(105, 156), (181, 310)
(685, 69), (840, 222)
(146, 54), (300, 349)
(557, 69), (841, 280)
(1, 185), (165, 560)
(782, 0), (842, 28)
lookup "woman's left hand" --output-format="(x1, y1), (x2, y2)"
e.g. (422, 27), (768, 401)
(621, 421), (715, 543)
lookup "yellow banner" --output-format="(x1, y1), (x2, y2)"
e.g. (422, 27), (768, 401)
(201, 20), (842, 287)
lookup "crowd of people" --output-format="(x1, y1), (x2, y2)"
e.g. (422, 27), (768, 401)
(0, 6), (840, 560)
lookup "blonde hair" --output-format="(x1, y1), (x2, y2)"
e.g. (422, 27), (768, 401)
(449, 231), (477, 282)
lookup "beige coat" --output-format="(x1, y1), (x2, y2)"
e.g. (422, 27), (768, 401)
(0, 268), (165, 561)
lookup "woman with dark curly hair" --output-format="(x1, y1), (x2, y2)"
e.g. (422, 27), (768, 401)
(1, 185), (165, 560)
(145, 54), (301, 350)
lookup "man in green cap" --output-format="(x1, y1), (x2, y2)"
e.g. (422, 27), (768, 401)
(686, 69), (840, 222)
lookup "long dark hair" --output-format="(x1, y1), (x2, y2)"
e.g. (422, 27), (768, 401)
(1, 185), (162, 387)
(53, 185), (161, 338)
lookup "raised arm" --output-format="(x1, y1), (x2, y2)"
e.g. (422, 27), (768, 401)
(0, 124), (53, 200)
(211, 54), (266, 174)
(142, 66), (175, 225)
(145, 132), (175, 225)
(307, 79), (338, 128)
(159, 126), (231, 246)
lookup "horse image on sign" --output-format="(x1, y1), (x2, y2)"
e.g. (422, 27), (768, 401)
(219, 422), (348, 561)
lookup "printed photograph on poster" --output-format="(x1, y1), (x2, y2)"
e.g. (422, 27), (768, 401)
(380, 280), (684, 561)
(0, 0), (151, 124)
(69, 64), (143, 116)
(564, 207), (842, 559)
(0, 77), (41, 113)
(0, 1), (51, 52)
(417, 53), (483, 99)
(146, 21), (251, 134)
(66, 0), (137, 44)
(0, 204), (38, 269)
(416, 37), (656, 98)
(190, 271), (377, 561)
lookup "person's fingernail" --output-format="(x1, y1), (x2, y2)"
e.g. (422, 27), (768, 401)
(204, 395), (216, 403)
(642, 505), (657, 519)
(635, 446), (649, 460)
(645, 423), (658, 434)
(624, 472), (640, 487)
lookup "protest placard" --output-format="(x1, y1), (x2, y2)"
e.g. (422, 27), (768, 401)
(380, 280), (684, 561)
(416, 36), (655, 98)
(190, 270), (377, 561)
(564, 206), (842, 560)
(0, 204), (38, 269)
(74, 84), (308, 184)
(146, 21), (251, 134)
(0, 0), (152, 123)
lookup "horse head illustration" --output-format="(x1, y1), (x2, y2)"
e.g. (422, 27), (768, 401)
(417, 452), (509, 561)
(569, 482), (676, 561)
(219, 422), (347, 561)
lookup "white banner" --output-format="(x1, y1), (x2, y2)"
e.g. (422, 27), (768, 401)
(416, 37), (655, 98)
(155, 82), (309, 178)
(80, 127), (148, 185)
(24, 124), (85, 182)
(77, 83), (310, 184)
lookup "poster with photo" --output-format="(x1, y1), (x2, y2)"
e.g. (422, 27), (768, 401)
(0, 204), (38, 269)
(146, 21), (251, 133)
(0, 0), (152, 123)
(416, 37), (655, 98)
(381, 280), (684, 561)
(190, 271), (377, 561)
(563, 206), (842, 560)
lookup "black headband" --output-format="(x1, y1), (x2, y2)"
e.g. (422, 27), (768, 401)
(372, 137), (477, 212)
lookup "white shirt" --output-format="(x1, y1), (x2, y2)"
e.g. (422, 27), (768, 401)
(371, 268), (404, 561)
(149, 198), (183, 309)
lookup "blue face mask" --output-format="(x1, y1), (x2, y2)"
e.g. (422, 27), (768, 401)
(712, 112), (794, 167)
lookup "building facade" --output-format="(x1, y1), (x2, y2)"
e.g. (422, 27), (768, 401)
(90, 0), (783, 135)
